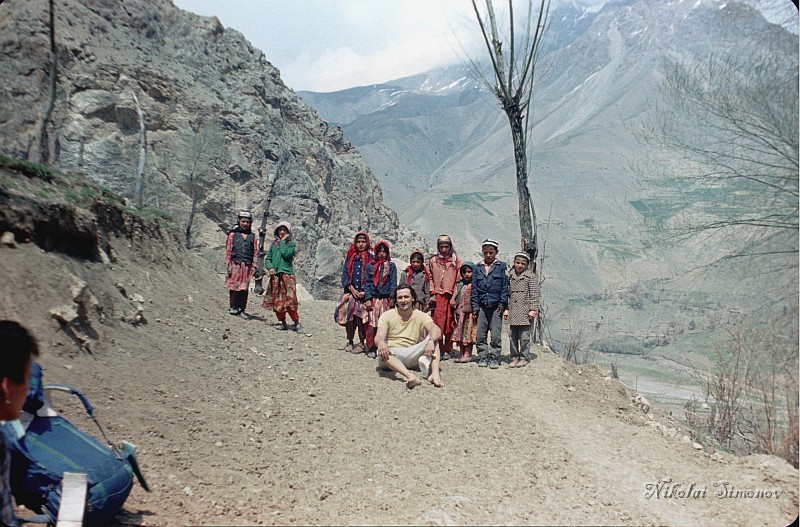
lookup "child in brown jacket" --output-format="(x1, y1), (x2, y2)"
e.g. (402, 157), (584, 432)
(502, 252), (540, 368)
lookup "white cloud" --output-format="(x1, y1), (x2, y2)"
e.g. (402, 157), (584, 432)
(173, 0), (546, 92)
(281, 1), (483, 91)
(285, 32), (480, 92)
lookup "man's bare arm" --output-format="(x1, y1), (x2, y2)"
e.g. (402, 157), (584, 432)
(375, 326), (391, 360)
(424, 320), (442, 342)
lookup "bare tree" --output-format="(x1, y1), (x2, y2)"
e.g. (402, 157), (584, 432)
(636, 29), (798, 467)
(178, 121), (226, 249)
(30, 0), (58, 164)
(469, 0), (550, 261)
(641, 51), (798, 300)
(701, 322), (798, 466)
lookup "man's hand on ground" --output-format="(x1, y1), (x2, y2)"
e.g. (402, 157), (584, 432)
(377, 342), (391, 361)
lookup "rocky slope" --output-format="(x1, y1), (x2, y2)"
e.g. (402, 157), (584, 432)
(0, 0), (424, 299)
(0, 155), (797, 526)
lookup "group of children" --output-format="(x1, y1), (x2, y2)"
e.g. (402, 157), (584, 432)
(223, 213), (541, 368)
(223, 211), (303, 333)
(334, 232), (541, 368)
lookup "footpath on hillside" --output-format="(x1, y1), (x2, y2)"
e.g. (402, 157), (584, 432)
(1, 240), (798, 526)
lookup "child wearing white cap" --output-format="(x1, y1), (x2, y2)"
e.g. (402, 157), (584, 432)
(471, 238), (508, 369)
(503, 251), (540, 368)
(223, 210), (258, 318)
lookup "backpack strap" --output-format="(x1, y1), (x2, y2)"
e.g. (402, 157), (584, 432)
(55, 472), (88, 527)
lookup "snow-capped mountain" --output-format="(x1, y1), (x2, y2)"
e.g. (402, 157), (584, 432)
(299, 0), (797, 359)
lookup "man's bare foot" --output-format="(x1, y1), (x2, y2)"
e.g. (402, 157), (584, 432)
(406, 377), (422, 389)
(427, 374), (444, 388)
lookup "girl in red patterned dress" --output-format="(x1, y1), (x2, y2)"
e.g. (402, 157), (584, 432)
(364, 241), (397, 358)
(261, 220), (302, 332)
(334, 232), (374, 353)
(453, 261), (477, 363)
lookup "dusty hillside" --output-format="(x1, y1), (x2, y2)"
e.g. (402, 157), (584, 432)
(0, 167), (797, 526)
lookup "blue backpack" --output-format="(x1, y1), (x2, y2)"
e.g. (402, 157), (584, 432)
(3, 363), (149, 525)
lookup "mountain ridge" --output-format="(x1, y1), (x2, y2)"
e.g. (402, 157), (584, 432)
(297, 0), (798, 390)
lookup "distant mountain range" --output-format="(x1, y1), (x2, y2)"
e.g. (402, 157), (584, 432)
(299, 0), (798, 357)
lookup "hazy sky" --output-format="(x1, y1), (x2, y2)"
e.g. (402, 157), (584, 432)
(172, 0), (485, 92)
(171, 0), (797, 93)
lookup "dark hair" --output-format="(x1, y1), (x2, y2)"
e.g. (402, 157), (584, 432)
(410, 253), (423, 262)
(0, 321), (39, 383)
(459, 264), (472, 275)
(395, 284), (417, 302)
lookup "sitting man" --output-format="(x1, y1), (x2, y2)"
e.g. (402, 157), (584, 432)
(374, 285), (445, 388)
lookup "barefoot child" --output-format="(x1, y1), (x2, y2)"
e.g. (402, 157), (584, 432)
(453, 262), (477, 363)
(261, 220), (303, 332)
(334, 232), (373, 353)
(364, 241), (397, 358)
(502, 251), (540, 368)
(398, 250), (430, 311)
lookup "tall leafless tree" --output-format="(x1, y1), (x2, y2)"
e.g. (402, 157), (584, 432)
(180, 122), (226, 249)
(642, 51), (798, 304)
(469, 0), (550, 262)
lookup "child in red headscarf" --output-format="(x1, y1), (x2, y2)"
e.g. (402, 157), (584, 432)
(334, 232), (373, 353)
(364, 240), (397, 358)
(398, 250), (430, 311)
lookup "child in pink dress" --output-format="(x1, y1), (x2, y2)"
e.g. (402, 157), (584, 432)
(453, 262), (477, 363)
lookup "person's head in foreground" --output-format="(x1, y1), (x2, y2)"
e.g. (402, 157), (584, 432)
(460, 263), (473, 282)
(237, 210), (253, 231)
(436, 235), (452, 257)
(0, 320), (39, 421)
(409, 251), (424, 273)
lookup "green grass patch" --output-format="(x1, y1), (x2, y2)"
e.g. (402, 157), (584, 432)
(442, 191), (514, 216)
(0, 155), (54, 182)
(575, 234), (639, 260)
(132, 204), (173, 225)
(0, 154), (173, 228)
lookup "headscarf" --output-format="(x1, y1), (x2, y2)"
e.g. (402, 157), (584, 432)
(345, 231), (373, 280)
(404, 249), (430, 285)
(271, 220), (292, 247)
(372, 240), (392, 287)
(433, 233), (458, 264)
(454, 261), (475, 305)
